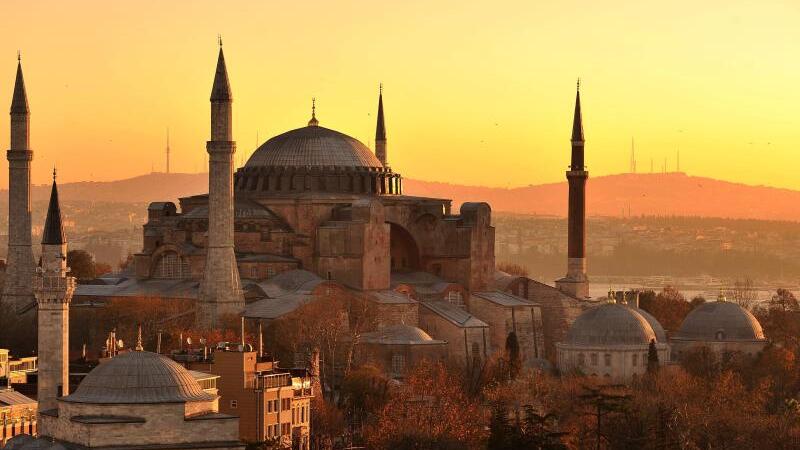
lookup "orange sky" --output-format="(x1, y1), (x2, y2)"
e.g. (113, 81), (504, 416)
(1, 0), (798, 189)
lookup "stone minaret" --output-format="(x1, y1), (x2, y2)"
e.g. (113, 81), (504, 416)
(197, 44), (244, 329)
(375, 84), (387, 166)
(3, 56), (36, 312)
(556, 81), (589, 298)
(34, 171), (75, 411)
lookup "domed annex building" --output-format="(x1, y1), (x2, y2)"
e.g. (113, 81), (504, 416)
(6, 350), (243, 450)
(671, 294), (768, 360)
(556, 296), (670, 382)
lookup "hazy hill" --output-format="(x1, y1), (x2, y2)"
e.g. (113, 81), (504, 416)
(404, 173), (800, 221)
(8, 172), (800, 221)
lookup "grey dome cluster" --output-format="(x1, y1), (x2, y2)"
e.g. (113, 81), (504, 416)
(675, 300), (765, 342)
(63, 351), (214, 404)
(246, 125), (383, 169)
(566, 302), (661, 346)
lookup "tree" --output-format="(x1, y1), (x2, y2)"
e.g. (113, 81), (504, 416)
(365, 361), (486, 449)
(647, 339), (660, 374)
(730, 278), (759, 311)
(487, 403), (512, 450)
(505, 331), (521, 380)
(578, 384), (631, 450)
(639, 287), (691, 333)
(497, 262), (529, 278)
(67, 249), (96, 281)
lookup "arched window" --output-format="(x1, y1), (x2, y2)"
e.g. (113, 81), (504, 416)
(391, 354), (405, 376)
(715, 330), (726, 341)
(590, 353), (598, 366)
(154, 251), (189, 279)
(632, 353), (638, 366)
(578, 353), (586, 366)
(604, 353), (612, 367)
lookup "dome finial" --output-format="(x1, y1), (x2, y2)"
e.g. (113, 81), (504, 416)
(717, 290), (727, 302)
(135, 324), (143, 351)
(308, 97), (319, 126)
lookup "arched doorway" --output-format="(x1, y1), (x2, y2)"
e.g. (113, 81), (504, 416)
(389, 223), (420, 272)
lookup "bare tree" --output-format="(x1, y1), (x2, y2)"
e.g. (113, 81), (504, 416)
(729, 278), (759, 311)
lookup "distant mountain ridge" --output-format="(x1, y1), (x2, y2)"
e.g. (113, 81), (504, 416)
(8, 172), (800, 221)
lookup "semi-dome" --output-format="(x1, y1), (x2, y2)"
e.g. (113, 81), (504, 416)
(63, 351), (215, 404)
(675, 300), (765, 342)
(246, 125), (383, 169)
(566, 302), (659, 346)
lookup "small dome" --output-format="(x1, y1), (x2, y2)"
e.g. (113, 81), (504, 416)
(566, 302), (659, 346)
(63, 351), (214, 404)
(246, 125), (383, 169)
(630, 306), (667, 343)
(360, 325), (442, 345)
(675, 300), (765, 342)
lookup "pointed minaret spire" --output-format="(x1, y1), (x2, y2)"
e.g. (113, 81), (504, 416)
(210, 43), (232, 102)
(42, 168), (65, 245)
(11, 54), (29, 115)
(571, 78), (584, 149)
(375, 84), (387, 166)
(308, 97), (319, 126)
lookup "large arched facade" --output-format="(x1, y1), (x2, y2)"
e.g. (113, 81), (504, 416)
(389, 223), (420, 272)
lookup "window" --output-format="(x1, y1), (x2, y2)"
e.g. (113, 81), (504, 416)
(604, 354), (611, 367)
(590, 353), (598, 366)
(632, 354), (638, 366)
(267, 266), (276, 278)
(715, 330), (726, 341)
(301, 406), (305, 423)
(391, 354), (406, 375)
(274, 399), (279, 411)
(578, 353), (585, 366)
(250, 267), (258, 278)
(447, 290), (464, 307)
(267, 400), (272, 413)
(230, 399), (238, 409)
(154, 251), (189, 279)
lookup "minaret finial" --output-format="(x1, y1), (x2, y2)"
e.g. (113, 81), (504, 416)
(52, 166), (56, 182)
(17, 50), (21, 62)
(379, 82), (383, 95)
(577, 77), (580, 92)
(308, 97), (319, 126)
(218, 34), (222, 47)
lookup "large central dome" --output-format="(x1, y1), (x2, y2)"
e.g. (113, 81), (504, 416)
(246, 125), (383, 169)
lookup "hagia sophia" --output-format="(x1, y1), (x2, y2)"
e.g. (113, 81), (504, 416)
(0, 42), (771, 448)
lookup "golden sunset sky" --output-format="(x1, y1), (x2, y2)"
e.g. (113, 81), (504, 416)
(1, 0), (798, 188)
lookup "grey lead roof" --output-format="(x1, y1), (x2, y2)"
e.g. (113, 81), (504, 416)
(42, 179), (65, 245)
(422, 301), (488, 328)
(472, 291), (535, 307)
(245, 125), (383, 169)
(210, 47), (232, 102)
(0, 388), (36, 406)
(10, 61), (28, 114)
